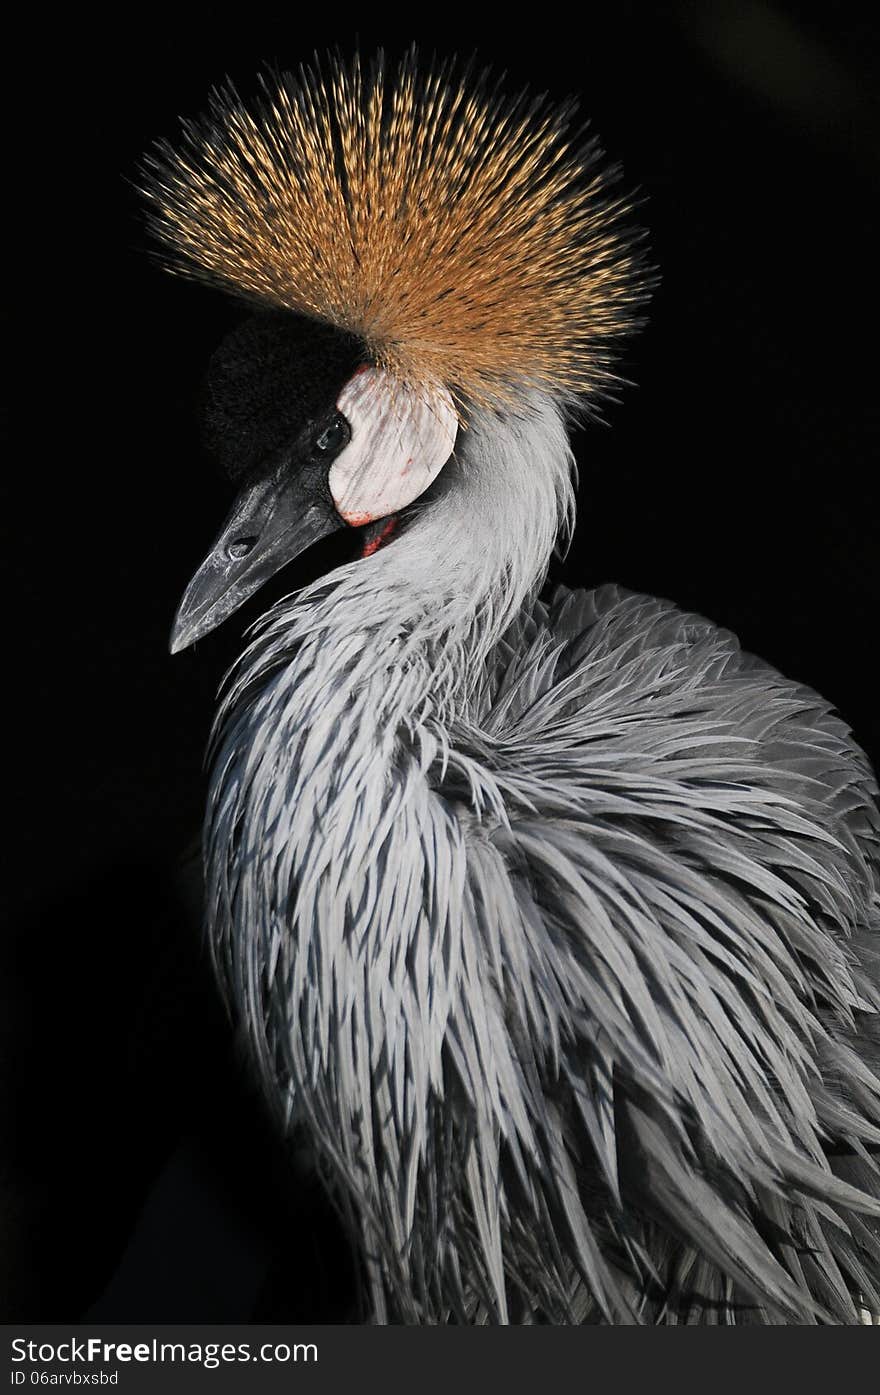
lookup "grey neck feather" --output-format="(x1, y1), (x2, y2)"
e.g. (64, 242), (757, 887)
(204, 396), (880, 1324)
(204, 395), (574, 1251)
(219, 393), (575, 722)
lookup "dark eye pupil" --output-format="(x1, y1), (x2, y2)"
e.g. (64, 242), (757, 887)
(314, 416), (349, 455)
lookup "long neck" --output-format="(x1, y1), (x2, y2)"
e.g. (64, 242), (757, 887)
(204, 395), (574, 1257)
(222, 394), (575, 728)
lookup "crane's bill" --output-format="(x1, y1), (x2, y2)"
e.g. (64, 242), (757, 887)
(170, 471), (343, 653)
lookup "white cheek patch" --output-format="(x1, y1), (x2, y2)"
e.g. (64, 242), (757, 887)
(328, 367), (458, 525)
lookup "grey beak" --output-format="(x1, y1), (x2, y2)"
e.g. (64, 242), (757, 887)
(170, 471), (344, 653)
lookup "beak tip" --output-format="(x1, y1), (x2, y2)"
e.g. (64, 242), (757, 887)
(169, 616), (194, 655)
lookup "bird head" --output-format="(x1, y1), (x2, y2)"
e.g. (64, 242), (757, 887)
(143, 51), (650, 652)
(168, 310), (459, 652)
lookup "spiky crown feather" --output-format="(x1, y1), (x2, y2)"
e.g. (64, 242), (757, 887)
(143, 50), (650, 411)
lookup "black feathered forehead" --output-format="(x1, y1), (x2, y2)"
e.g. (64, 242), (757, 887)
(201, 312), (367, 480)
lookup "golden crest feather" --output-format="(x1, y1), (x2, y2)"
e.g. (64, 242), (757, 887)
(143, 50), (651, 410)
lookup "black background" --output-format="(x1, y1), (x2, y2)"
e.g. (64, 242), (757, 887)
(3, 2), (878, 1321)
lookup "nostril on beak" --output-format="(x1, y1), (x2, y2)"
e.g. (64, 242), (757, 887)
(227, 537), (257, 561)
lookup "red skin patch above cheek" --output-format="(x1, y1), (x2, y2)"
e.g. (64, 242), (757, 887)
(361, 515), (399, 557)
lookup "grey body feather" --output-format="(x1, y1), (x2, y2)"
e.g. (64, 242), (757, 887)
(205, 397), (880, 1322)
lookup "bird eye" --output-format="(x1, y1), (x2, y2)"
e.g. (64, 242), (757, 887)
(227, 537), (256, 560)
(313, 414), (351, 457)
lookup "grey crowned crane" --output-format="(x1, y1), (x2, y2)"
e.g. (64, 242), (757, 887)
(144, 51), (880, 1323)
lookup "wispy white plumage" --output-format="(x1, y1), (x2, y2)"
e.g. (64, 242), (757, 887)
(205, 400), (880, 1322)
(151, 49), (880, 1324)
